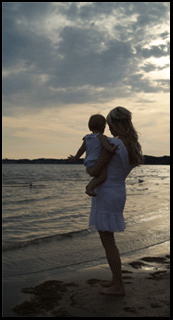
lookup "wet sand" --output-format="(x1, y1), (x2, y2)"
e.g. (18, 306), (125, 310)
(3, 244), (170, 317)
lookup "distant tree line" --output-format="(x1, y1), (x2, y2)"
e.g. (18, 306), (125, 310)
(2, 155), (170, 165)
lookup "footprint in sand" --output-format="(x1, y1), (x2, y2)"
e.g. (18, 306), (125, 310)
(128, 261), (147, 269)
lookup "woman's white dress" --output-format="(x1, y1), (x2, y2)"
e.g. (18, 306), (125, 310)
(89, 137), (133, 232)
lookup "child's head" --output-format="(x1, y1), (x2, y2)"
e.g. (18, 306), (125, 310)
(88, 114), (106, 133)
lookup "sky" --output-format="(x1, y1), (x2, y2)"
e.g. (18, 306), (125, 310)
(2, 2), (170, 159)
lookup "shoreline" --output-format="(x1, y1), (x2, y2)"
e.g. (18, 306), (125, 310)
(2, 241), (170, 317)
(2, 155), (170, 165)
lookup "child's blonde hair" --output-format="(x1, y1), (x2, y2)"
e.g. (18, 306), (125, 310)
(107, 107), (144, 166)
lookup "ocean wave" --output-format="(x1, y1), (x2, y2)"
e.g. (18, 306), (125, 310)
(2, 183), (46, 188)
(2, 228), (96, 252)
(3, 239), (170, 278)
(2, 194), (54, 206)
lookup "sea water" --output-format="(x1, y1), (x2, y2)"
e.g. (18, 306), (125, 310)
(2, 164), (170, 277)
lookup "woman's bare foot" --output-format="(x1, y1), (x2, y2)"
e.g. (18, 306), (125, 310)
(85, 188), (98, 197)
(98, 283), (126, 296)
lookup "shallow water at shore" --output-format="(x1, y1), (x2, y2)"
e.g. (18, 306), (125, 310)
(2, 164), (170, 278)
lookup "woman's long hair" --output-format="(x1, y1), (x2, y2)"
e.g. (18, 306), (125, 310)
(107, 107), (144, 166)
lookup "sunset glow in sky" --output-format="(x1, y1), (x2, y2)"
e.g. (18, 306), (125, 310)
(2, 2), (170, 159)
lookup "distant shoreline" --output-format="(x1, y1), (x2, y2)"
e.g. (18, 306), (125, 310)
(2, 155), (170, 165)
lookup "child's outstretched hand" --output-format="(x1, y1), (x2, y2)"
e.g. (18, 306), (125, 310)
(68, 155), (77, 162)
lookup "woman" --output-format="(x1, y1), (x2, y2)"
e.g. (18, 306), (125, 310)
(87, 106), (144, 296)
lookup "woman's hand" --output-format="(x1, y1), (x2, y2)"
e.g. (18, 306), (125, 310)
(110, 144), (120, 154)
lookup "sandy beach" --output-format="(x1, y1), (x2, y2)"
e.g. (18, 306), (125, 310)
(3, 241), (170, 317)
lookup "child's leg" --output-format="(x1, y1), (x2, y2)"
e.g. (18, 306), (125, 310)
(86, 168), (107, 197)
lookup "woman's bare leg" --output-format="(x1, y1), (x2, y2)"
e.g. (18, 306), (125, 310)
(98, 231), (125, 295)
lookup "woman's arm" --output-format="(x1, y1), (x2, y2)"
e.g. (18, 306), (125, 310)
(86, 149), (114, 177)
(97, 134), (118, 153)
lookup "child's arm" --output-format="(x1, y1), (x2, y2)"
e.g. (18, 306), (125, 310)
(97, 134), (119, 153)
(68, 139), (86, 162)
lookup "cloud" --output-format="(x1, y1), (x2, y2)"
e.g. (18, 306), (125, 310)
(2, 2), (170, 117)
(50, 26), (134, 88)
(141, 62), (170, 73)
(136, 44), (169, 59)
(2, 3), (170, 158)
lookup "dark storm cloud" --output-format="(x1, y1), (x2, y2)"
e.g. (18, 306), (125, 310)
(49, 26), (134, 88)
(59, 2), (168, 23)
(2, 2), (170, 115)
(2, 6), (54, 71)
(58, 2), (120, 20)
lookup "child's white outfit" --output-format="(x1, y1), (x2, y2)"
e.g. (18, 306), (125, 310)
(84, 133), (103, 168)
(89, 137), (133, 233)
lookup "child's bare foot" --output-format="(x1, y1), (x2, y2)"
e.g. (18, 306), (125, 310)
(85, 189), (98, 197)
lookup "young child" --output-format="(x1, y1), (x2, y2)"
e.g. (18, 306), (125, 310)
(68, 114), (119, 196)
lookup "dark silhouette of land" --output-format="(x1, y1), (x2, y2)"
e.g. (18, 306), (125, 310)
(2, 155), (170, 165)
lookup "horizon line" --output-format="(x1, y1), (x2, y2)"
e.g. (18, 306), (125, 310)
(2, 155), (170, 161)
